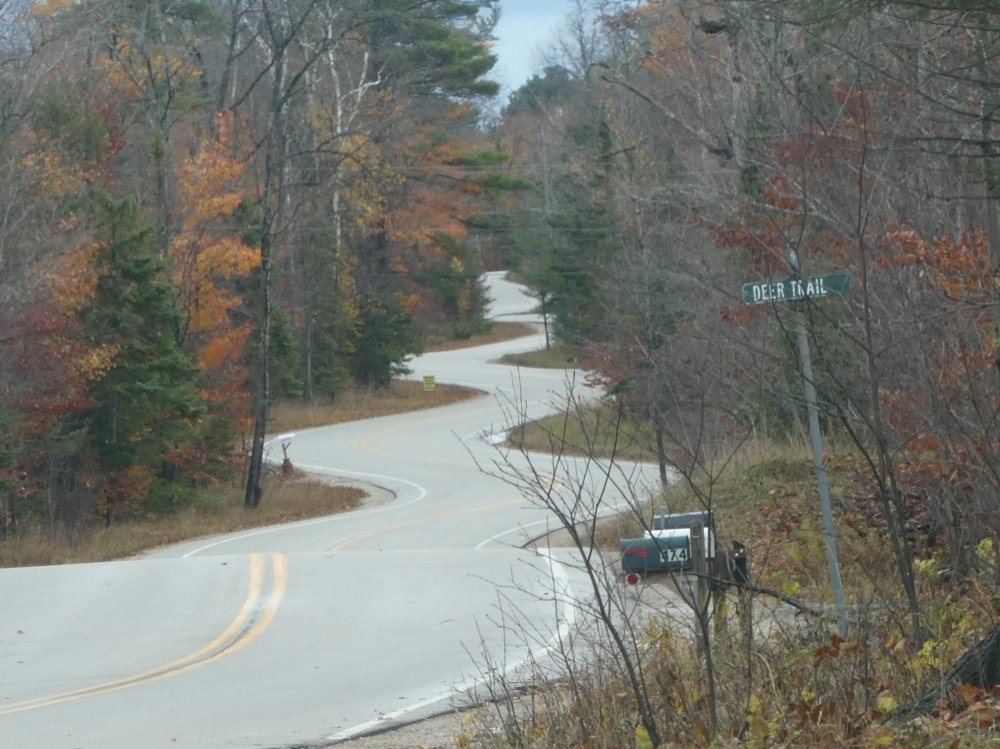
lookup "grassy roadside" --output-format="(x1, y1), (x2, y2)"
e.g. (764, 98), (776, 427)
(425, 321), (537, 352)
(475, 369), (1000, 748)
(499, 360), (935, 614)
(508, 398), (886, 602)
(0, 472), (368, 567)
(269, 379), (482, 433)
(497, 341), (588, 369)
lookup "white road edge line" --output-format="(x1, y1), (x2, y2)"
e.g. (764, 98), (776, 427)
(180, 466), (428, 558)
(474, 517), (552, 550)
(324, 548), (576, 744)
(473, 497), (635, 551)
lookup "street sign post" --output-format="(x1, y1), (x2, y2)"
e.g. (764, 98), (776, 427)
(742, 272), (852, 306)
(743, 267), (852, 637)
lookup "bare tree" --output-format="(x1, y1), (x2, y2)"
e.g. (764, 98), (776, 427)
(237, 0), (335, 506)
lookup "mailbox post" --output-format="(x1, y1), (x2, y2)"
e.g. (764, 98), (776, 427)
(690, 521), (709, 653)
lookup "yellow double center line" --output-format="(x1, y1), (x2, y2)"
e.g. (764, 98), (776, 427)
(0, 552), (287, 715)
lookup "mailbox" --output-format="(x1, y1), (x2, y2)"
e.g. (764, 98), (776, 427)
(620, 510), (717, 576)
(653, 510), (716, 558)
(620, 530), (692, 574)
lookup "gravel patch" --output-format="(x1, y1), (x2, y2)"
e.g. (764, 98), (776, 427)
(320, 710), (473, 748)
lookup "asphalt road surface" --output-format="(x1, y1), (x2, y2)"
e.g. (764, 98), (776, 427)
(0, 272), (649, 748)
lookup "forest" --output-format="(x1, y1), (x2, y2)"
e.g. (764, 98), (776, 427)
(0, 0), (514, 525)
(4, 0), (1000, 743)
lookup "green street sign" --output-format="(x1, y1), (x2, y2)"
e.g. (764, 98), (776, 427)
(742, 272), (852, 306)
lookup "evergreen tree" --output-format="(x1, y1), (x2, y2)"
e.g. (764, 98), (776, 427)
(305, 283), (356, 402)
(364, 0), (500, 99)
(504, 65), (576, 116)
(266, 307), (304, 400)
(347, 296), (419, 389)
(81, 195), (205, 521)
(518, 122), (615, 346)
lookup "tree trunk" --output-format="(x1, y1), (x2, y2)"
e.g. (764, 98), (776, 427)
(245, 4), (292, 507)
(244, 231), (271, 508)
(654, 418), (668, 487)
(892, 623), (1000, 722)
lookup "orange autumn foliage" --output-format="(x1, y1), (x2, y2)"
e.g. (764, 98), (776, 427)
(199, 325), (254, 371)
(881, 225), (991, 298)
(168, 115), (257, 437)
(613, 1), (724, 79)
(386, 120), (490, 268)
(875, 225), (1000, 495)
(763, 174), (802, 212)
(388, 185), (470, 260)
(170, 115), (258, 370)
(45, 242), (100, 313)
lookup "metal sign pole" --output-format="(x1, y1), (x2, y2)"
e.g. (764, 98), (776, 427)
(742, 253), (852, 636)
(795, 313), (849, 637)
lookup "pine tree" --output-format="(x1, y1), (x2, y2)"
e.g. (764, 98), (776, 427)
(348, 296), (419, 389)
(82, 194), (205, 521)
(364, 0), (499, 99)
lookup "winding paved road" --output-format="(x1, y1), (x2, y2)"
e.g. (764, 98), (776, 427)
(0, 272), (646, 748)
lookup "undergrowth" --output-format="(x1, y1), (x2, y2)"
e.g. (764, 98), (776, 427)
(462, 434), (1000, 748)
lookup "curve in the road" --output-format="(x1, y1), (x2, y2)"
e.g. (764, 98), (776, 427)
(0, 273), (627, 749)
(323, 496), (526, 552)
(0, 553), (286, 716)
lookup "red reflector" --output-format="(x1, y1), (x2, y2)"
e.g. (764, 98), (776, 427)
(625, 548), (648, 558)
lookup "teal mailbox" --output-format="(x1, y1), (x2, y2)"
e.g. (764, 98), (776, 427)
(620, 529), (692, 574)
(620, 511), (716, 576)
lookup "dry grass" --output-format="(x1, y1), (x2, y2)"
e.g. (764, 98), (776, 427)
(0, 472), (364, 567)
(425, 321), (537, 352)
(268, 322), (541, 433)
(497, 341), (588, 369)
(269, 380), (483, 433)
(516, 416), (883, 604)
(480, 434), (1000, 749)
(2, 379), (478, 566)
(510, 403), (657, 462)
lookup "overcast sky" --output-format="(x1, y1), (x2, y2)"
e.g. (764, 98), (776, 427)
(492, 0), (576, 96)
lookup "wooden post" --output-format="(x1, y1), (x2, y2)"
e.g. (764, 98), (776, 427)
(713, 577), (728, 635)
(732, 541), (751, 629)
